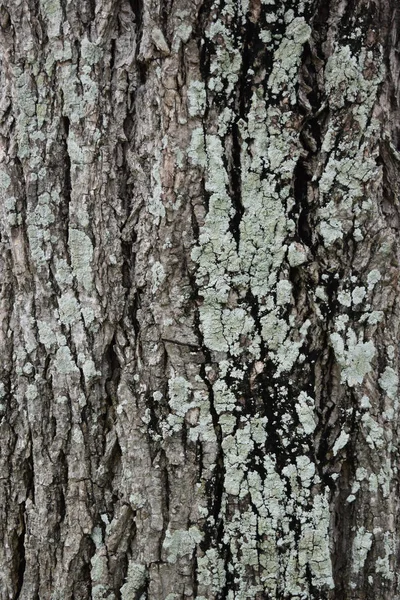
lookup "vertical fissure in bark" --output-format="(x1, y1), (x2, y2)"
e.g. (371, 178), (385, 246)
(227, 122), (243, 249)
(14, 502), (26, 600)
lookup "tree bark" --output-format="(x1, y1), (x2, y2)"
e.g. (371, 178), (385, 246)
(0, 0), (399, 598)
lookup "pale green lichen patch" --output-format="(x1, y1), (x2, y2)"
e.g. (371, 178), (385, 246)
(375, 532), (395, 581)
(57, 293), (80, 326)
(81, 37), (102, 66)
(325, 46), (383, 113)
(352, 286), (366, 305)
(162, 526), (203, 564)
(276, 279), (292, 306)
(351, 528), (373, 574)
(332, 430), (350, 456)
(39, 0), (62, 38)
(81, 357), (99, 382)
(37, 320), (57, 349)
(187, 81), (207, 117)
(0, 169), (11, 191)
(54, 258), (74, 287)
(317, 42), (383, 248)
(186, 3), (338, 595)
(120, 562), (147, 599)
(268, 17), (311, 102)
(197, 549), (226, 595)
(367, 269), (381, 290)
(330, 330), (375, 387)
(206, 16), (242, 96)
(378, 367), (398, 400)
(296, 392), (317, 435)
(361, 413), (385, 449)
(338, 290), (352, 307)
(168, 375), (192, 414)
(54, 345), (78, 374)
(287, 242), (308, 267)
(68, 228), (94, 291)
(188, 128), (207, 167)
(151, 261), (166, 293)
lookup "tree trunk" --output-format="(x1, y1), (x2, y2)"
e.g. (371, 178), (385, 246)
(0, 0), (399, 598)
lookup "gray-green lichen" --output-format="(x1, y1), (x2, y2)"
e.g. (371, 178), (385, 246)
(330, 330), (375, 387)
(57, 293), (81, 326)
(296, 392), (317, 435)
(186, 2), (336, 594)
(268, 17), (311, 103)
(351, 528), (373, 574)
(317, 42), (383, 246)
(162, 526), (203, 564)
(378, 367), (398, 400)
(332, 430), (350, 456)
(120, 562), (147, 599)
(54, 345), (78, 374)
(68, 228), (94, 291)
(187, 81), (207, 118)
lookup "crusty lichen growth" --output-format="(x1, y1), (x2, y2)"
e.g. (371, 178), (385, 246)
(187, 1), (339, 596)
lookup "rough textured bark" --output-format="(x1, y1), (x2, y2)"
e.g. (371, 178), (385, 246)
(0, 0), (399, 598)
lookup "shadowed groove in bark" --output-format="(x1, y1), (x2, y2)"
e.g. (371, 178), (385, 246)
(14, 502), (26, 600)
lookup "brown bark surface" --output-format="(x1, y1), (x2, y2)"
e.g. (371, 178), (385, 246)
(0, 0), (399, 598)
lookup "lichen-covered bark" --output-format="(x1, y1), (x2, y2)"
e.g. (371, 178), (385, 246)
(0, 0), (399, 598)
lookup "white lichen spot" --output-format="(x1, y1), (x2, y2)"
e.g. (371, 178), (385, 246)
(378, 367), (398, 400)
(197, 549), (226, 594)
(188, 127), (207, 167)
(367, 269), (381, 290)
(296, 392), (317, 435)
(162, 526), (203, 564)
(332, 430), (350, 456)
(337, 290), (351, 307)
(375, 532), (395, 581)
(82, 358), (99, 381)
(151, 261), (166, 293)
(361, 413), (385, 449)
(68, 228), (94, 291)
(351, 527), (373, 573)
(287, 242), (307, 267)
(57, 293), (80, 325)
(352, 286), (366, 305)
(330, 330), (375, 387)
(54, 345), (78, 374)
(360, 395), (371, 409)
(268, 18), (311, 103)
(187, 81), (207, 117)
(120, 562), (147, 599)
(37, 320), (57, 348)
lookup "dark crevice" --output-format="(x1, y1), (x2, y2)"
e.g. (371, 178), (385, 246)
(104, 334), (120, 431)
(110, 38), (116, 72)
(62, 116), (71, 187)
(128, 0), (146, 83)
(160, 0), (173, 40)
(227, 122), (244, 248)
(71, 535), (96, 600)
(156, 449), (170, 560)
(25, 432), (35, 504)
(187, 267), (227, 576)
(14, 503), (26, 600)
(292, 159), (314, 250)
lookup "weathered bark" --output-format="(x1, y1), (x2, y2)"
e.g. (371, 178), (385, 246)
(0, 0), (399, 598)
